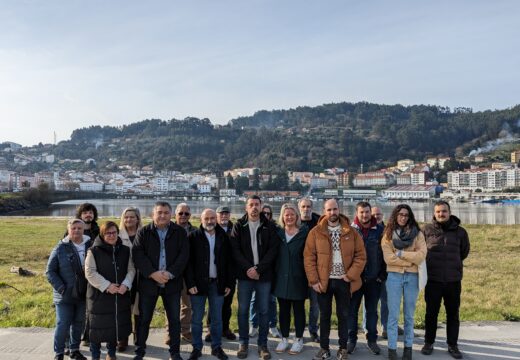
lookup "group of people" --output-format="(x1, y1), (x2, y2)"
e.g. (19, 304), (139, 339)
(46, 196), (470, 360)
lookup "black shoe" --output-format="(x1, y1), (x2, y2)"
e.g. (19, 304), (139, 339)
(188, 349), (202, 360)
(211, 346), (229, 360)
(381, 330), (388, 340)
(205, 332), (212, 342)
(310, 332), (320, 343)
(314, 348), (331, 360)
(69, 350), (87, 360)
(402, 347), (412, 360)
(54, 355), (64, 360)
(237, 345), (248, 359)
(336, 348), (349, 360)
(388, 349), (397, 360)
(397, 327), (404, 335)
(448, 345), (463, 359)
(421, 343), (433, 355)
(258, 346), (271, 360)
(64, 348), (70, 356)
(171, 353), (184, 360)
(346, 342), (356, 354)
(223, 328), (237, 340)
(367, 341), (381, 355)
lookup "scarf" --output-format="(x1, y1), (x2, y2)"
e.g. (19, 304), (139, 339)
(392, 225), (419, 250)
(353, 216), (378, 239)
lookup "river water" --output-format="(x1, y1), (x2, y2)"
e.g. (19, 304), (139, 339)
(17, 198), (520, 225)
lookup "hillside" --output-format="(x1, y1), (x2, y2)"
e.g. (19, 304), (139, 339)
(10, 102), (520, 173)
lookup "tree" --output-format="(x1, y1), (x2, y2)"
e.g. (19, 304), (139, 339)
(252, 169), (260, 190)
(235, 176), (250, 194)
(227, 173), (235, 189)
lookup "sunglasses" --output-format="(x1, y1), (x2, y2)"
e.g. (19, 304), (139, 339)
(263, 211), (272, 217)
(178, 212), (190, 216)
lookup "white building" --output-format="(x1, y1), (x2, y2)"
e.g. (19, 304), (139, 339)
(220, 189), (237, 196)
(153, 177), (169, 193)
(79, 182), (104, 192)
(353, 172), (396, 187)
(197, 183), (212, 193)
(448, 168), (509, 191)
(382, 185), (437, 200)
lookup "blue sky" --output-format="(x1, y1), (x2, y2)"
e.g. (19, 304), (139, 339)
(1, 1), (519, 146)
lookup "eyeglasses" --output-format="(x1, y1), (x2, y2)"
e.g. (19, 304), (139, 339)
(177, 212), (190, 216)
(263, 212), (272, 217)
(105, 231), (118, 236)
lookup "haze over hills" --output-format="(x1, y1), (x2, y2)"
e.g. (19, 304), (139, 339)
(5, 101), (520, 173)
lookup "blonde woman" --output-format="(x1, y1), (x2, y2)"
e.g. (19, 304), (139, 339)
(117, 207), (142, 351)
(382, 204), (426, 360)
(273, 203), (309, 355)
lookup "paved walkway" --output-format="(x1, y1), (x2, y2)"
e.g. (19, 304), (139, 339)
(1, 322), (519, 359)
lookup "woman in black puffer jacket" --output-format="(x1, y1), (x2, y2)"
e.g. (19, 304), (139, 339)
(85, 221), (135, 360)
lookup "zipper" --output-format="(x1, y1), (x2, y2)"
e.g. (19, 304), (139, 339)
(112, 245), (119, 341)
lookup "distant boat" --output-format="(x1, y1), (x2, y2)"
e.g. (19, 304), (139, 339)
(482, 199), (502, 204)
(502, 199), (520, 205)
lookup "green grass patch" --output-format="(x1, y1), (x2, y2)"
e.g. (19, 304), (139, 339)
(0, 218), (519, 328)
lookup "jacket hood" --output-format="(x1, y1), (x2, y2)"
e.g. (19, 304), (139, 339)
(433, 215), (461, 230)
(237, 212), (270, 226)
(61, 234), (90, 245)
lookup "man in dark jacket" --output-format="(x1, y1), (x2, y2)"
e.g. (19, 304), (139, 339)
(421, 201), (470, 359)
(230, 195), (280, 360)
(132, 201), (190, 360)
(298, 197), (321, 343)
(185, 209), (232, 360)
(205, 206), (236, 342)
(347, 201), (386, 355)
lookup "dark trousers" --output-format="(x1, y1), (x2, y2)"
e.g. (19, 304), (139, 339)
(317, 279), (351, 350)
(277, 298), (306, 338)
(206, 281), (236, 332)
(348, 279), (382, 343)
(424, 281), (461, 346)
(135, 289), (181, 356)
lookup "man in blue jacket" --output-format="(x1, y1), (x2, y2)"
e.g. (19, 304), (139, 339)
(347, 201), (386, 355)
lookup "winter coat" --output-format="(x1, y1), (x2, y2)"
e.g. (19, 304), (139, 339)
(301, 212), (320, 230)
(381, 230), (427, 274)
(351, 220), (387, 281)
(272, 225), (309, 300)
(132, 221), (190, 295)
(304, 214), (367, 293)
(85, 236), (135, 343)
(422, 215), (470, 282)
(230, 213), (280, 282)
(46, 235), (92, 304)
(184, 225), (233, 295)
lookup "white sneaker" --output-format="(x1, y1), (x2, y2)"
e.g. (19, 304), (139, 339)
(289, 338), (304, 354)
(275, 337), (289, 353)
(249, 326), (258, 337)
(269, 327), (281, 338)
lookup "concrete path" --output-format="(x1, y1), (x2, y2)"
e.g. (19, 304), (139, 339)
(0, 322), (519, 359)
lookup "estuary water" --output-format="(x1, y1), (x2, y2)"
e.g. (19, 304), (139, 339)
(17, 198), (520, 225)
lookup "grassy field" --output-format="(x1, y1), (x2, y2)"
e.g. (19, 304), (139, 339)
(0, 217), (519, 328)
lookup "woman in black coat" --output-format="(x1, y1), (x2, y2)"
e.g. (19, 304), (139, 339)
(85, 221), (135, 360)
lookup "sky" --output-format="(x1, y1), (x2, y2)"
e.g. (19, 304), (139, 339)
(1, 0), (519, 146)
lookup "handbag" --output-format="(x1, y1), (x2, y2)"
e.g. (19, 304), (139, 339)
(418, 260), (428, 290)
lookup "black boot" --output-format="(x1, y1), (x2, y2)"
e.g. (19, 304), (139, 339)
(402, 347), (412, 360)
(388, 349), (398, 360)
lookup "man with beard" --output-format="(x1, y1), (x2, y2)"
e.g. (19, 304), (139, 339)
(185, 209), (232, 360)
(205, 206), (237, 343)
(132, 201), (189, 360)
(347, 202), (386, 355)
(298, 197), (321, 343)
(304, 199), (366, 360)
(63, 203), (100, 348)
(421, 201), (470, 359)
(230, 195), (280, 360)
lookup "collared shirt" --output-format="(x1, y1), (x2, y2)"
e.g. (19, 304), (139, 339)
(205, 231), (217, 278)
(156, 225), (169, 287)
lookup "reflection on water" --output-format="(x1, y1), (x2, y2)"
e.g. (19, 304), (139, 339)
(19, 198), (520, 225)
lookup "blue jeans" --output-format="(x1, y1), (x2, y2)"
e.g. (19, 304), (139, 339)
(238, 280), (271, 346)
(348, 279), (381, 343)
(135, 289), (181, 356)
(90, 341), (116, 358)
(191, 281), (225, 350)
(249, 291), (277, 328)
(53, 301), (86, 355)
(308, 287), (320, 334)
(386, 272), (419, 349)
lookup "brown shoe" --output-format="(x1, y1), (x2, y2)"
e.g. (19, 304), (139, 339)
(237, 344), (248, 359)
(258, 346), (271, 360)
(182, 332), (193, 343)
(117, 338), (128, 352)
(105, 355), (116, 360)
